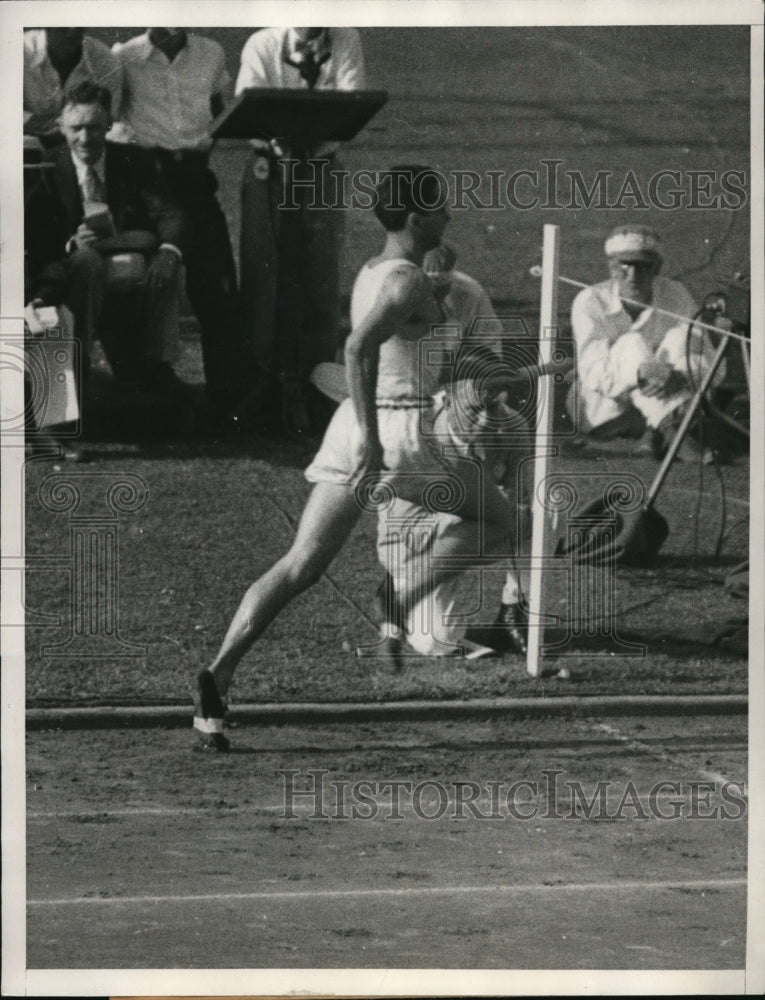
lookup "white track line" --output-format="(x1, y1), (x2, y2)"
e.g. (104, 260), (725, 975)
(27, 804), (285, 820)
(585, 721), (738, 786)
(27, 877), (746, 907)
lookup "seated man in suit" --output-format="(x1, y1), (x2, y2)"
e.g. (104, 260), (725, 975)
(24, 80), (189, 398)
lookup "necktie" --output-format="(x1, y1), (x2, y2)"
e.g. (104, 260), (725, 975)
(82, 165), (106, 205)
(298, 47), (320, 89)
(286, 39), (331, 89)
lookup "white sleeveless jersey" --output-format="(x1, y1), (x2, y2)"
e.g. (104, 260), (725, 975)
(308, 257), (530, 508)
(350, 257), (441, 401)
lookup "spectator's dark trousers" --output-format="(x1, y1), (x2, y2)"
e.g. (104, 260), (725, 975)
(24, 141), (187, 384)
(144, 148), (257, 414)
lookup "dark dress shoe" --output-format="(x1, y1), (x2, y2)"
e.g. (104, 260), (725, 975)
(465, 602), (528, 655)
(28, 431), (86, 462)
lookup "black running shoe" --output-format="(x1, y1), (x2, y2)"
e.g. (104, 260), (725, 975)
(193, 669), (230, 752)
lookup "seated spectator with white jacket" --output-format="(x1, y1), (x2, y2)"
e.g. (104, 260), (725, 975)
(569, 224), (724, 461)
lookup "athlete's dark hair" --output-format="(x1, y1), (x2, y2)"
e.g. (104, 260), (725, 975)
(373, 165), (448, 231)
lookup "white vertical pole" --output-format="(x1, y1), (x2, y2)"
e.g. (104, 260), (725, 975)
(527, 224), (559, 676)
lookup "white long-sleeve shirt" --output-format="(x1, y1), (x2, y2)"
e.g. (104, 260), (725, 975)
(235, 28), (366, 158)
(235, 27), (365, 94)
(571, 275), (699, 427)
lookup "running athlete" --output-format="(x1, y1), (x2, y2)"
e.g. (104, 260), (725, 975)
(194, 166), (528, 750)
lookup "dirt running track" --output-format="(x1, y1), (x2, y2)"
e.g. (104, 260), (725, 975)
(26, 711), (747, 969)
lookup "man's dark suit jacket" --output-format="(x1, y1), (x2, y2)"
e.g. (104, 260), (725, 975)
(25, 141), (191, 302)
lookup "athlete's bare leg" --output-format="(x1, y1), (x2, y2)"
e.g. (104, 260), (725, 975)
(205, 482), (363, 699)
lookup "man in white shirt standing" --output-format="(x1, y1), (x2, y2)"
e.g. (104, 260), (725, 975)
(112, 28), (263, 423)
(570, 224), (723, 460)
(235, 27), (366, 436)
(24, 29), (123, 143)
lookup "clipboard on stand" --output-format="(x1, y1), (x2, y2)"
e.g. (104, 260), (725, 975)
(211, 88), (388, 146)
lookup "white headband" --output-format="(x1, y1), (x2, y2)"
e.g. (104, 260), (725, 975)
(604, 231), (662, 258)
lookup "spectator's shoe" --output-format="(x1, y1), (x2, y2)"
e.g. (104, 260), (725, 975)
(58, 444), (87, 463)
(27, 431), (86, 463)
(193, 669), (230, 752)
(465, 602), (528, 655)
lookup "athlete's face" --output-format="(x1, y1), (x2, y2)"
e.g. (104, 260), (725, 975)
(608, 255), (660, 307)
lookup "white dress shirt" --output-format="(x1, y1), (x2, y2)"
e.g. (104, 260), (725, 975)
(71, 151), (106, 200)
(236, 27), (365, 93)
(24, 30), (123, 137)
(236, 28), (365, 156)
(112, 32), (230, 151)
